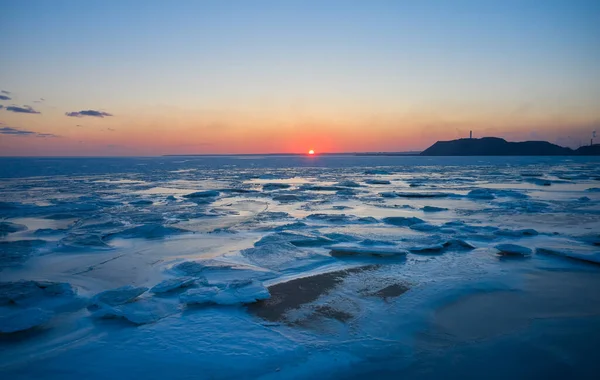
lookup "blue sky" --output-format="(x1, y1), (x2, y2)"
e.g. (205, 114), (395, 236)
(1, 0), (599, 155)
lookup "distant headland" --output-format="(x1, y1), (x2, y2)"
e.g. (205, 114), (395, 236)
(164, 137), (600, 157)
(420, 137), (600, 156)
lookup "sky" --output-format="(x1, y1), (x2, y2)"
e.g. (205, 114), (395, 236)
(1, 0), (599, 156)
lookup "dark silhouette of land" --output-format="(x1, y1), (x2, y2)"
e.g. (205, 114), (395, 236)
(164, 137), (600, 156)
(421, 137), (600, 156)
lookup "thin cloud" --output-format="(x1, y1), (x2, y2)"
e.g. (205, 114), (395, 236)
(36, 132), (59, 138)
(65, 109), (113, 118)
(4, 105), (41, 114)
(0, 126), (35, 135)
(33, 98), (45, 103)
(0, 95), (11, 101)
(0, 126), (59, 138)
(0, 105), (3, 110)
(1, 90), (10, 95)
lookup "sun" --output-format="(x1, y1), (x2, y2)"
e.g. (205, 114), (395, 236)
(308, 149), (315, 155)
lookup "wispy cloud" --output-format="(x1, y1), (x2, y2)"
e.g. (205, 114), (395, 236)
(1, 90), (10, 95)
(0, 95), (11, 101)
(0, 126), (35, 135)
(0, 126), (59, 138)
(4, 105), (41, 114)
(36, 132), (59, 138)
(0, 105), (3, 110)
(32, 98), (45, 103)
(65, 109), (113, 118)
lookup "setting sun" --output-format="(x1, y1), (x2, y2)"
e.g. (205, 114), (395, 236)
(308, 149), (315, 155)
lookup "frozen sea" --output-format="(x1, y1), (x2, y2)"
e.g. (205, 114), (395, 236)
(1, 155), (600, 379)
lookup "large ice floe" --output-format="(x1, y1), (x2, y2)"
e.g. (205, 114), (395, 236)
(1, 156), (600, 378)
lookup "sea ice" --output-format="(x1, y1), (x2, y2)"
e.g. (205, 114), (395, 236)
(305, 213), (378, 224)
(90, 286), (148, 307)
(59, 233), (112, 250)
(0, 307), (53, 334)
(179, 280), (269, 305)
(242, 242), (324, 271)
(104, 224), (188, 240)
(494, 228), (538, 237)
(300, 184), (345, 191)
(0, 239), (47, 269)
(408, 238), (475, 254)
(408, 244), (446, 254)
(335, 180), (361, 188)
(467, 189), (496, 200)
(179, 286), (220, 304)
(150, 277), (198, 294)
(272, 194), (303, 202)
(409, 223), (439, 232)
(536, 247), (600, 265)
(382, 216), (425, 227)
(0, 280), (76, 306)
(129, 199), (153, 206)
(91, 299), (179, 325)
(389, 192), (452, 198)
(422, 206), (448, 212)
(495, 244), (532, 257)
(329, 245), (408, 258)
(262, 183), (291, 191)
(254, 232), (335, 247)
(365, 179), (391, 185)
(183, 190), (220, 198)
(0, 221), (27, 236)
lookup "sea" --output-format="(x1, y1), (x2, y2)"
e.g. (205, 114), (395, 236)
(1, 155), (600, 379)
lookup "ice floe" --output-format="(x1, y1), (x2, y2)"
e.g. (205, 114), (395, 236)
(180, 280), (269, 305)
(364, 179), (391, 185)
(241, 242), (326, 271)
(104, 224), (188, 240)
(382, 216), (425, 227)
(536, 247), (600, 265)
(0, 280), (76, 307)
(422, 206), (448, 212)
(150, 277), (198, 294)
(90, 286), (148, 307)
(329, 245), (408, 258)
(495, 244), (532, 257)
(262, 183), (291, 191)
(0, 221), (27, 236)
(494, 228), (538, 237)
(183, 190), (220, 198)
(335, 180), (361, 188)
(0, 307), (53, 334)
(91, 299), (180, 325)
(382, 191), (453, 198)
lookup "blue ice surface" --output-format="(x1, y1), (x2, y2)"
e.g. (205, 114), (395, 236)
(1, 155), (600, 379)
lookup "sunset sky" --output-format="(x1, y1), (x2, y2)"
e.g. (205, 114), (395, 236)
(1, 0), (599, 155)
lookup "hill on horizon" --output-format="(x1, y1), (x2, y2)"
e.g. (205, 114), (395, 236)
(421, 137), (600, 156)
